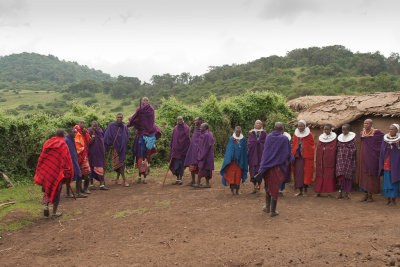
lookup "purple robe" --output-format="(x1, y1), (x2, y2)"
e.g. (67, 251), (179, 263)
(379, 140), (400, 183)
(170, 123), (191, 159)
(65, 134), (81, 179)
(258, 130), (294, 175)
(104, 122), (130, 163)
(197, 129), (215, 171)
(184, 125), (201, 167)
(361, 129), (384, 176)
(127, 104), (161, 139)
(247, 130), (267, 178)
(88, 127), (105, 167)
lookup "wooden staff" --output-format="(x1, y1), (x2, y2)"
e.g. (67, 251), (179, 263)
(131, 156), (136, 184)
(104, 127), (121, 179)
(162, 158), (173, 188)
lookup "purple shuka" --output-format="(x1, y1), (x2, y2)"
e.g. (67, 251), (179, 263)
(127, 103), (161, 139)
(197, 129), (215, 177)
(336, 138), (357, 193)
(379, 141), (400, 183)
(170, 123), (191, 159)
(104, 122), (130, 162)
(88, 127), (105, 168)
(361, 129), (384, 176)
(247, 130), (267, 178)
(184, 125), (201, 167)
(258, 130), (294, 175)
(65, 134), (81, 179)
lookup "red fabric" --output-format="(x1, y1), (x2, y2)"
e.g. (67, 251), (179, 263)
(138, 157), (148, 174)
(384, 151), (391, 171)
(292, 133), (315, 185)
(264, 165), (284, 200)
(314, 139), (337, 193)
(74, 125), (90, 162)
(224, 161), (242, 185)
(34, 137), (73, 204)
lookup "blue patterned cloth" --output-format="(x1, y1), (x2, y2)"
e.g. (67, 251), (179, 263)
(143, 135), (156, 150)
(383, 170), (400, 197)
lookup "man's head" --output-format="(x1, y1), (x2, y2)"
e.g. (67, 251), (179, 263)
(297, 120), (306, 132)
(323, 124), (333, 135)
(274, 122), (284, 132)
(91, 121), (98, 131)
(200, 123), (209, 132)
(116, 113), (123, 124)
(389, 124), (399, 137)
(364, 119), (373, 131)
(177, 116), (184, 125)
(234, 126), (242, 137)
(56, 129), (65, 137)
(67, 128), (77, 138)
(342, 124), (351, 135)
(142, 97), (149, 105)
(194, 117), (203, 126)
(78, 120), (85, 129)
(254, 120), (262, 130)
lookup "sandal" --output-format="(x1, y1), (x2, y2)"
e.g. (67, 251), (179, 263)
(44, 207), (49, 217)
(100, 185), (109, 190)
(52, 212), (63, 218)
(76, 194), (88, 198)
(124, 182), (130, 187)
(143, 180), (147, 184)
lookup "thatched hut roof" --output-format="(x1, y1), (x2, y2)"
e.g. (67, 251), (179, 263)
(287, 92), (400, 128)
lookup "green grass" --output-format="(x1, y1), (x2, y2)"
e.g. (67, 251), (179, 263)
(113, 207), (149, 218)
(156, 200), (172, 207)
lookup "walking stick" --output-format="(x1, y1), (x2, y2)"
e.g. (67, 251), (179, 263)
(131, 156), (136, 184)
(162, 158), (173, 188)
(104, 127), (121, 179)
(67, 183), (76, 200)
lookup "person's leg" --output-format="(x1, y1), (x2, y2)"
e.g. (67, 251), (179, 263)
(367, 192), (374, 202)
(190, 171), (196, 185)
(271, 197), (279, 217)
(296, 187), (303, 196)
(83, 175), (91, 194)
(387, 197), (392, 205)
(263, 192), (271, 213)
(392, 197), (397, 205)
(121, 166), (129, 186)
(52, 186), (63, 217)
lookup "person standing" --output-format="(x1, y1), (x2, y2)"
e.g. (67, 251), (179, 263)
(104, 113), (130, 187)
(65, 128), (86, 198)
(292, 120), (315, 196)
(169, 116), (191, 185)
(314, 124), (337, 197)
(336, 124), (357, 199)
(88, 121), (109, 190)
(34, 129), (73, 218)
(255, 122), (293, 217)
(357, 119), (384, 202)
(247, 120), (267, 194)
(194, 123), (215, 188)
(221, 126), (248, 195)
(184, 117), (203, 186)
(378, 124), (400, 205)
(74, 120), (91, 194)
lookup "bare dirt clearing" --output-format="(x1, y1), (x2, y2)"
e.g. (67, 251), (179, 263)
(1, 171), (400, 266)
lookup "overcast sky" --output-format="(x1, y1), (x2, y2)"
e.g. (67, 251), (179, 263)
(1, 0), (399, 81)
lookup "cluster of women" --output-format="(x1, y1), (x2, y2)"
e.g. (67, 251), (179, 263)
(219, 117), (400, 217)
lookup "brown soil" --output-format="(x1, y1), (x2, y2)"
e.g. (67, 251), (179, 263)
(1, 171), (400, 266)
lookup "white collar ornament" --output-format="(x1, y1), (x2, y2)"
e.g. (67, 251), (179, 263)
(283, 132), (291, 141)
(338, 132), (356, 143)
(294, 127), (310, 138)
(250, 128), (264, 134)
(384, 133), (400, 144)
(232, 133), (244, 140)
(319, 132), (337, 143)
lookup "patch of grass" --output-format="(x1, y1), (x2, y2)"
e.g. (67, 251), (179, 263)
(134, 207), (149, 214)
(114, 210), (134, 218)
(2, 219), (34, 232)
(70, 209), (83, 215)
(156, 200), (172, 207)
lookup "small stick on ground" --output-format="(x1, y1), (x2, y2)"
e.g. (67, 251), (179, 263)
(0, 171), (15, 188)
(0, 201), (16, 207)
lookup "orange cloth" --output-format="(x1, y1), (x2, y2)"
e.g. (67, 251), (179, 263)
(292, 133), (315, 185)
(75, 131), (91, 175)
(224, 161), (243, 186)
(384, 151), (391, 171)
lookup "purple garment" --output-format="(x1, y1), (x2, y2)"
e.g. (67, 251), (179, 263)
(338, 179), (352, 193)
(65, 134), (81, 178)
(247, 130), (267, 177)
(88, 127), (105, 167)
(197, 129), (215, 171)
(170, 123), (191, 159)
(379, 140), (400, 183)
(127, 104), (161, 139)
(184, 125), (201, 166)
(104, 122), (130, 163)
(361, 129), (384, 176)
(258, 130), (294, 174)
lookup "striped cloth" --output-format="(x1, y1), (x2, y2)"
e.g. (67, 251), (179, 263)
(74, 126), (91, 175)
(143, 135), (156, 150)
(34, 136), (73, 204)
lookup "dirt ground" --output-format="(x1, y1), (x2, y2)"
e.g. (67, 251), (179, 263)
(1, 170), (400, 267)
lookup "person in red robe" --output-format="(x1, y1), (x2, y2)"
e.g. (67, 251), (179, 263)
(356, 119), (384, 202)
(314, 124), (337, 197)
(34, 129), (73, 218)
(292, 120), (315, 196)
(74, 120), (91, 194)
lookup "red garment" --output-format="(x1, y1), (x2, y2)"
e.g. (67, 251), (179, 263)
(384, 152), (391, 171)
(73, 125), (90, 161)
(224, 161), (242, 186)
(34, 136), (73, 204)
(264, 165), (284, 200)
(292, 133), (315, 185)
(314, 139), (337, 193)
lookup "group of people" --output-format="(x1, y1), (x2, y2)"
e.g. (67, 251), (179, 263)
(33, 96), (400, 218)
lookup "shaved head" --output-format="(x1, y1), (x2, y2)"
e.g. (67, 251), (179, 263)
(274, 122), (284, 131)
